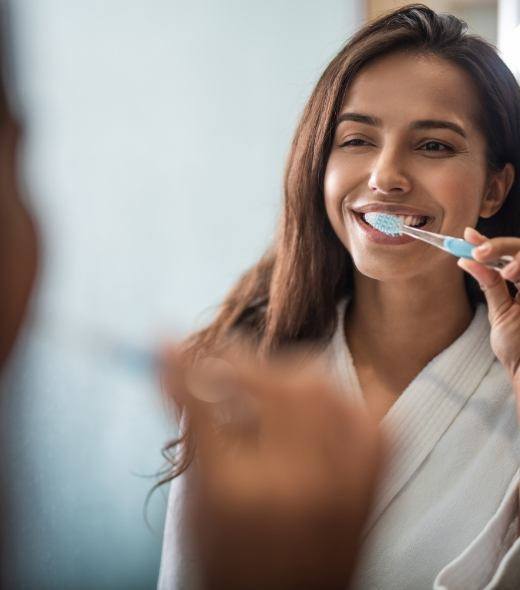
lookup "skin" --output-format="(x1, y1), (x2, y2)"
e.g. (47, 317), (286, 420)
(0, 117), (38, 370)
(164, 350), (381, 590)
(324, 51), (515, 419)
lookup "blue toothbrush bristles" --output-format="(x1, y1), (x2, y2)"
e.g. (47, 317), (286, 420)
(364, 212), (404, 236)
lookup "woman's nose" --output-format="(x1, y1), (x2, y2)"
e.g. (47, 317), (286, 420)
(368, 148), (412, 196)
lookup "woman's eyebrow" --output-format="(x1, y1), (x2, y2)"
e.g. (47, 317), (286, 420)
(336, 113), (467, 139)
(336, 112), (381, 127)
(411, 119), (467, 138)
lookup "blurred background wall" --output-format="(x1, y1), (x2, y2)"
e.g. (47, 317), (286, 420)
(368, 0), (498, 43)
(368, 0), (520, 77)
(1, 1), (364, 588)
(498, 0), (520, 75)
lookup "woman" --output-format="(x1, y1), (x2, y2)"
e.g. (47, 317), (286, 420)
(159, 4), (520, 589)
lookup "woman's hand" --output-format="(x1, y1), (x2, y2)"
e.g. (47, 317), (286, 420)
(163, 348), (382, 590)
(458, 227), (520, 398)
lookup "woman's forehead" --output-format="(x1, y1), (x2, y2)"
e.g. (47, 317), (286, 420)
(340, 52), (481, 128)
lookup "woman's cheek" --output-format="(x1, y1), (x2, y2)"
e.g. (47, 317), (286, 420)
(422, 164), (484, 233)
(324, 155), (345, 202)
(324, 152), (365, 209)
(452, 191), (485, 233)
(324, 157), (347, 226)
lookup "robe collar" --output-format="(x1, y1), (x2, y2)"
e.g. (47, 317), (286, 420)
(328, 300), (495, 532)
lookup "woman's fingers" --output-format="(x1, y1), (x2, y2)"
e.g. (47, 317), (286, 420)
(472, 236), (520, 260)
(468, 230), (520, 280)
(184, 357), (240, 403)
(501, 259), (520, 283)
(158, 346), (234, 465)
(464, 226), (487, 246)
(161, 343), (381, 489)
(463, 226), (520, 285)
(457, 257), (513, 323)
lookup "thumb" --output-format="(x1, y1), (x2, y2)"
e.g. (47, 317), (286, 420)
(463, 226), (487, 246)
(158, 346), (221, 441)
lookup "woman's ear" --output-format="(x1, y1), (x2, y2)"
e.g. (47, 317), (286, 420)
(479, 163), (515, 218)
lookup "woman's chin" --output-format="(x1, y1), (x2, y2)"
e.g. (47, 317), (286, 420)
(352, 259), (423, 283)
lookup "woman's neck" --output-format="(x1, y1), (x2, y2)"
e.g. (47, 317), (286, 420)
(346, 269), (474, 379)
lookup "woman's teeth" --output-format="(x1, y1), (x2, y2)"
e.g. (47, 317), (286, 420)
(361, 213), (428, 228)
(401, 214), (428, 227)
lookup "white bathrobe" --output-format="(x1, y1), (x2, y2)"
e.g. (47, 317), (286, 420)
(158, 302), (520, 589)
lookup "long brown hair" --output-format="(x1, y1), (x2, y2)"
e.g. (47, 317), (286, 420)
(162, 3), (520, 481)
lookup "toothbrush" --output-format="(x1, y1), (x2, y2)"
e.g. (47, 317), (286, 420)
(34, 316), (160, 377)
(364, 212), (514, 270)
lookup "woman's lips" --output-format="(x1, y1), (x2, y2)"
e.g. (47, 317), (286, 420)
(351, 211), (421, 245)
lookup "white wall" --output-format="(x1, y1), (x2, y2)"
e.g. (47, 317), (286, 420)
(498, 0), (520, 75)
(3, 1), (363, 588)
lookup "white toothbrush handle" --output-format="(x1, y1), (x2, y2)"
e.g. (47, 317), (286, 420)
(443, 238), (514, 271)
(483, 255), (514, 271)
(402, 227), (515, 272)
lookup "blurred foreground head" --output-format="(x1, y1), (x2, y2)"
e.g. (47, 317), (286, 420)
(0, 16), (38, 370)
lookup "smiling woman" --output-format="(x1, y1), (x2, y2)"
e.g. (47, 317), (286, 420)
(159, 4), (520, 589)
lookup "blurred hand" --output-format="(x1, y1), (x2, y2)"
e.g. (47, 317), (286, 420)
(162, 347), (382, 590)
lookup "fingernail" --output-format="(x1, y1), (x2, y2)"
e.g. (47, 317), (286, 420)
(465, 226), (480, 237)
(474, 242), (492, 255)
(502, 260), (519, 279)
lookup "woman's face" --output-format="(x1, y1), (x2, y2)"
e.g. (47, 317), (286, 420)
(324, 51), (502, 281)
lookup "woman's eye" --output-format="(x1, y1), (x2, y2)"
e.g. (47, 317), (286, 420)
(339, 138), (371, 148)
(419, 140), (453, 153)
